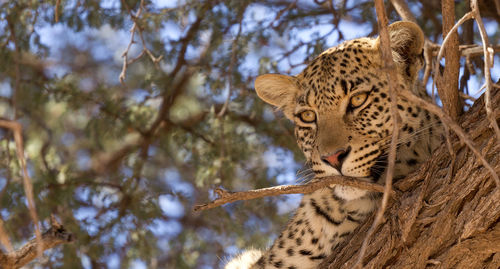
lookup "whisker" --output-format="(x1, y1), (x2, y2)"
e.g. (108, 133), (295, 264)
(378, 120), (443, 146)
(295, 171), (315, 184)
(296, 168), (313, 177)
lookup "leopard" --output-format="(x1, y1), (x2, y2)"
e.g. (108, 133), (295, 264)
(225, 21), (443, 269)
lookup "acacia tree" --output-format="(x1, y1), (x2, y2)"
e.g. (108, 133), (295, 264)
(0, 0), (498, 268)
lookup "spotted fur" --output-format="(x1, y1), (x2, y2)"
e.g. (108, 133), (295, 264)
(225, 22), (443, 269)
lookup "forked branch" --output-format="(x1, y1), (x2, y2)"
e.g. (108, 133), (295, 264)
(119, 0), (163, 85)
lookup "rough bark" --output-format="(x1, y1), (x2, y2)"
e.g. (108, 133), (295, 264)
(0, 220), (73, 269)
(319, 88), (500, 268)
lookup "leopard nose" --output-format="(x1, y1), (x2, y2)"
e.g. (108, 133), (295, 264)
(321, 147), (351, 171)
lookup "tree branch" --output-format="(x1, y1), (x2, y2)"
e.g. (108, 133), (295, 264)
(119, 0), (163, 85)
(0, 217), (73, 269)
(193, 176), (392, 212)
(438, 0), (462, 120)
(390, 0), (417, 22)
(0, 119), (42, 258)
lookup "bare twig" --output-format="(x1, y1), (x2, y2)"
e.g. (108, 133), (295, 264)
(0, 119), (43, 258)
(119, 0), (163, 85)
(193, 176), (391, 212)
(429, 44), (500, 57)
(471, 0), (500, 142)
(433, 13), (474, 63)
(354, 1), (400, 267)
(458, 44), (500, 57)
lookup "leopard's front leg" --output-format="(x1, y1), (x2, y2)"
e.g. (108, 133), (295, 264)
(253, 187), (377, 269)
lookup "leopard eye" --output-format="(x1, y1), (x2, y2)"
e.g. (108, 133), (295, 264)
(350, 92), (368, 108)
(299, 110), (316, 123)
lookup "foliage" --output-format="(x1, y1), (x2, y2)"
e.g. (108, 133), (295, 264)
(0, 0), (498, 268)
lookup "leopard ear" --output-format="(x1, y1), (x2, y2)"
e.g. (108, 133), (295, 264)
(376, 21), (425, 79)
(255, 74), (299, 119)
(387, 21), (424, 58)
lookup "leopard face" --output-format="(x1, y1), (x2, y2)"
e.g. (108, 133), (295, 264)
(255, 22), (441, 200)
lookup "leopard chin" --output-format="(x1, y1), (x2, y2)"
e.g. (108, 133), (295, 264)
(333, 185), (370, 201)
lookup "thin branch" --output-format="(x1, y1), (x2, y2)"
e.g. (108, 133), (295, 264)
(119, 0), (163, 85)
(354, 1), (400, 267)
(389, 0), (417, 22)
(429, 44), (500, 57)
(0, 119), (43, 258)
(471, 0), (500, 142)
(433, 12), (474, 78)
(0, 218), (13, 253)
(193, 176), (391, 212)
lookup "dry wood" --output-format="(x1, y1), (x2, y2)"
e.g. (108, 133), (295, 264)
(431, 44), (500, 57)
(0, 217), (74, 269)
(438, 0), (462, 120)
(193, 176), (391, 212)
(319, 86), (500, 269)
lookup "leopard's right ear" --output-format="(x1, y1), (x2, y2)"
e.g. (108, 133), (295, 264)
(255, 74), (299, 119)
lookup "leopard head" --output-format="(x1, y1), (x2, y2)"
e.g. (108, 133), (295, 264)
(255, 22), (431, 200)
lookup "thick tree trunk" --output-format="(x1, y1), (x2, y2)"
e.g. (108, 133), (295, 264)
(320, 89), (500, 268)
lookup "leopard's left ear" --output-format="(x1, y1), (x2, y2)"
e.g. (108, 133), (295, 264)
(254, 74), (300, 120)
(376, 21), (425, 79)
